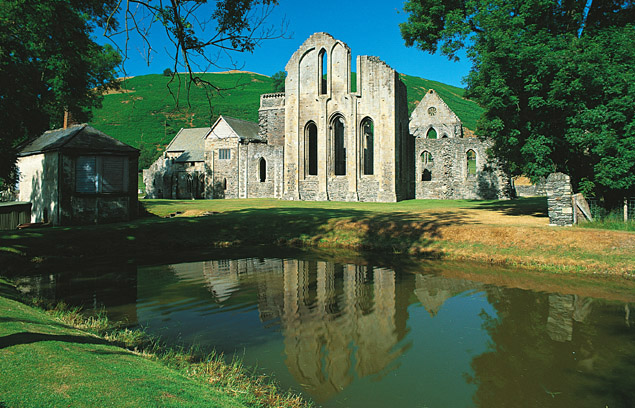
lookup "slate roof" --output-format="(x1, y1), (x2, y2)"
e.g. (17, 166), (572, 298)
(219, 116), (263, 142)
(165, 127), (210, 162)
(19, 124), (138, 157)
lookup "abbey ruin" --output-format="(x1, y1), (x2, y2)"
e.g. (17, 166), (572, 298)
(145, 33), (510, 201)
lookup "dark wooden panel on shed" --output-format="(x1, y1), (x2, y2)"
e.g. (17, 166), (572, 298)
(0, 202), (32, 230)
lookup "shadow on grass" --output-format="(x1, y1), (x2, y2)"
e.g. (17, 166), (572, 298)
(1, 205), (474, 271)
(0, 331), (111, 349)
(0, 317), (72, 329)
(154, 207), (473, 258)
(466, 197), (548, 218)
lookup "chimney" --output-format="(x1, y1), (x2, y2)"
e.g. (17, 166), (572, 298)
(63, 110), (77, 129)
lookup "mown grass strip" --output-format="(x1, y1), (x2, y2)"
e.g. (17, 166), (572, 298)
(0, 283), (311, 408)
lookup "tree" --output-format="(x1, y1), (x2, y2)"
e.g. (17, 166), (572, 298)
(0, 0), (285, 187)
(401, 0), (635, 204)
(0, 0), (121, 188)
(105, 0), (286, 92)
(271, 70), (286, 92)
(163, 68), (174, 76)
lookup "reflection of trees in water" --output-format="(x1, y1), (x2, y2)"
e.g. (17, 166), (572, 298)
(468, 288), (635, 407)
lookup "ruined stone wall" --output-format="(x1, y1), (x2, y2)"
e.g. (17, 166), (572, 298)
(144, 158), (204, 199)
(237, 142), (283, 198)
(514, 177), (547, 197)
(283, 32), (409, 202)
(414, 138), (510, 200)
(546, 172), (573, 226)
(409, 89), (463, 139)
(259, 93), (285, 146)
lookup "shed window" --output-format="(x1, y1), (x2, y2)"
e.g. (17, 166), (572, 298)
(259, 158), (267, 182)
(467, 150), (477, 176)
(76, 156), (128, 193)
(426, 128), (437, 139)
(361, 117), (374, 175)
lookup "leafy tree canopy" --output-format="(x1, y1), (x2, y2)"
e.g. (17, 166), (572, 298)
(0, 0), (284, 187)
(0, 0), (121, 187)
(401, 0), (635, 203)
(271, 70), (286, 92)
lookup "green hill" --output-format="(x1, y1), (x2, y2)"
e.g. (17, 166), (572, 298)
(89, 72), (484, 169)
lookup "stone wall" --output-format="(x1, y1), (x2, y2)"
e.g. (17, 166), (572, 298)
(414, 137), (510, 200)
(514, 177), (546, 197)
(546, 172), (573, 226)
(144, 158), (204, 199)
(282, 32), (411, 202)
(409, 89), (462, 139)
(259, 93), (285, 146)
(237, 142), (284, 198)
(205, 138), (240, 199)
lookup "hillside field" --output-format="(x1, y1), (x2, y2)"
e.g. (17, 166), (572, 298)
(89, 72), (484, 169)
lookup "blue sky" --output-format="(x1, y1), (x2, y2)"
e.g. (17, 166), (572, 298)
(101, 0), (472, 88)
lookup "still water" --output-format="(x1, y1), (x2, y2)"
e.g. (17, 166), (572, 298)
(17, 253), (635, 407)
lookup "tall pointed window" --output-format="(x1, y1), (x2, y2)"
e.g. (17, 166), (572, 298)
(332, 115), (346, 175)
(259, 158), (267, 182)
(426, 127), (437, 139)
(319, 49), (327, 95)
(361, 117), (374, 175)
(467, 150), (477, 176)
(421, 151), (433, 181)
(305, 122), (318, 176)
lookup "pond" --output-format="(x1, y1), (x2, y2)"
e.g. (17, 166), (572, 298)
(15, 250), (635, 407)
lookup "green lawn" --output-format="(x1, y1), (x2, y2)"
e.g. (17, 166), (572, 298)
(141, 196), (543, 217)
(0, 294), (252, 408)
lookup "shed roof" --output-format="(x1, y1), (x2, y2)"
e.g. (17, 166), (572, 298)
(210, 116), (262, 142)
(165, 127), (210, 162)
(18, 124), (138, 157)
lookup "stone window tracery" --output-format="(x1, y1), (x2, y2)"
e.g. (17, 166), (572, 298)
(467, 150), (477, 176)
(305, 122), (318, 176)
(421, 151), (433, 181)
(361, 117), (374, 175)
(319, 49), (327, 95)
(259, 157), (267, 182)
(331, 115), (346, 175)
(427, 107), (437, 116)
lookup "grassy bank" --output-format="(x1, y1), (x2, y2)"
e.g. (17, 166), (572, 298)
(1, 197), (632, 277)
(0, 279), (309, 408)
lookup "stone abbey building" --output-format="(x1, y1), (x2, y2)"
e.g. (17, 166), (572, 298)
(145, 33), (509, 201)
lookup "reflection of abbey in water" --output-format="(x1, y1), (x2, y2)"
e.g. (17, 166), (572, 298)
(176, 257), (484, 400)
